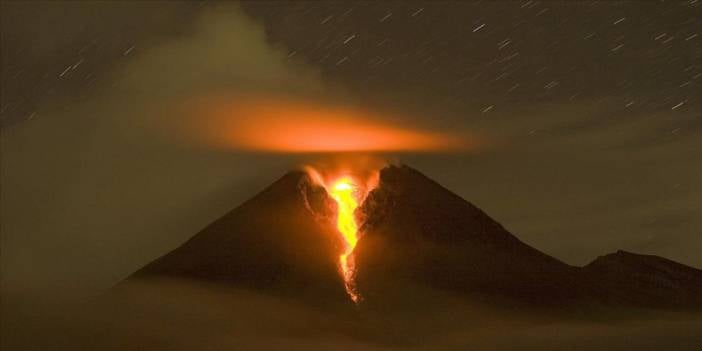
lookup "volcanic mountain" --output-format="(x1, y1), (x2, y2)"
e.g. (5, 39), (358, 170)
(128, 164), (702, 310)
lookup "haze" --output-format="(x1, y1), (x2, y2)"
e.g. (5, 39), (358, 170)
(2, 1), (701, 349)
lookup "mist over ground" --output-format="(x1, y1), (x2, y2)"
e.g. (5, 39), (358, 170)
(4, 279), (702, 351)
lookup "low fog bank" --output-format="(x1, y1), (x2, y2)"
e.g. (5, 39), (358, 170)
(3, 279), (701, 351)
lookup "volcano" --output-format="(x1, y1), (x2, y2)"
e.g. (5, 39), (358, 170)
(128, 164), (702, 310)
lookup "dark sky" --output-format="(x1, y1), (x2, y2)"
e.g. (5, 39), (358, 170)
(1, 1), (701, 296)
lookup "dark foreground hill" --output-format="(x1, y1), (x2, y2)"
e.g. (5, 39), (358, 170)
(128, 164), (702, 310)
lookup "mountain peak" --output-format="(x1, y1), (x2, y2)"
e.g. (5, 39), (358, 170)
(361, 163), (512, 244)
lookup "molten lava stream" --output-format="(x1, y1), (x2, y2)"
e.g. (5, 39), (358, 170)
(329, 177), (363, 303)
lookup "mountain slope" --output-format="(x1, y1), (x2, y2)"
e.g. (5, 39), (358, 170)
(129, 171), (350, 303)
(354, 165), (587, 306)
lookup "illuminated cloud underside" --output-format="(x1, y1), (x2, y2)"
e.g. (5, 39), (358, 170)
(185, 97), (479, 153)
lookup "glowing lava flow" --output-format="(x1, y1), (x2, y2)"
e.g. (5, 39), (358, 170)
(328, 177), (362, 303)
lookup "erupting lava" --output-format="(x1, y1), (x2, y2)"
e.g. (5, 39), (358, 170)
(328, 176), (362, 303)
(305, 164), (379, 303)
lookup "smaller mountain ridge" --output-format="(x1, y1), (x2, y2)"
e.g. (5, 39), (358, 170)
(583, 250), (702, 308)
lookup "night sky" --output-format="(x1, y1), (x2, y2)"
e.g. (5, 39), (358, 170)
(2, 1), (701, 297)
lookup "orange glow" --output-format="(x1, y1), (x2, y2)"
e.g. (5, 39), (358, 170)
(329, 176), (362, 303)
(306, 162), (380, 303)
(183, 96), (481, 153)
